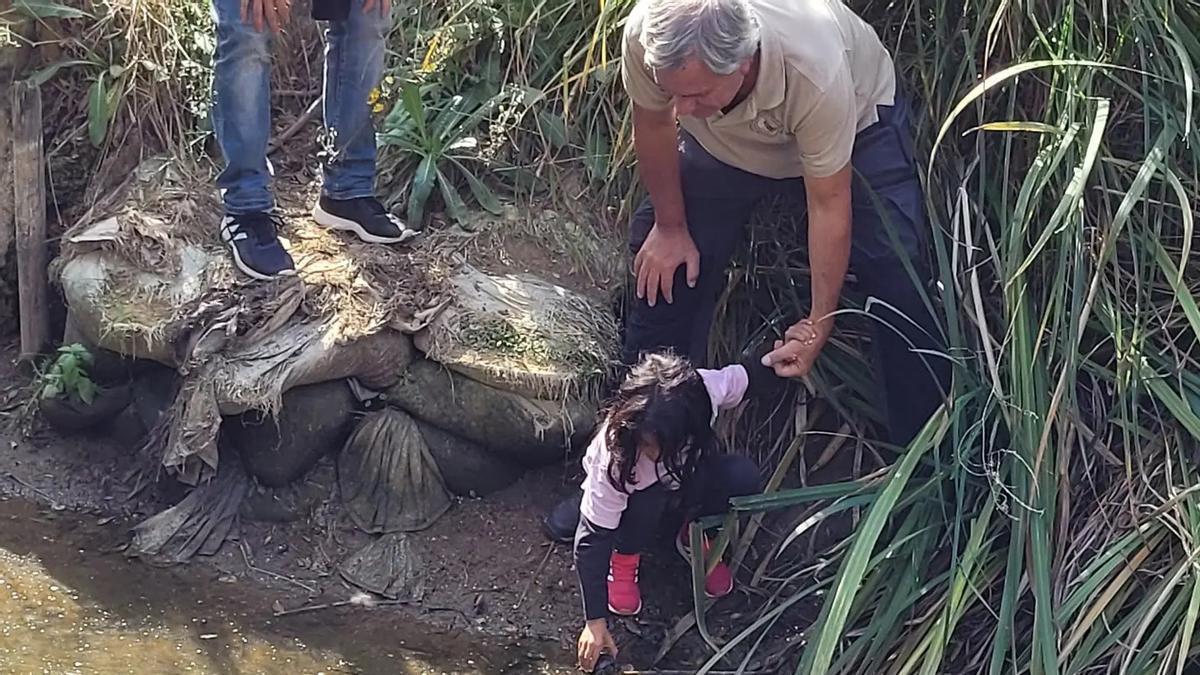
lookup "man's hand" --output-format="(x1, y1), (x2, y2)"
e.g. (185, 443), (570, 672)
(633, 223), (699, 307)
(362, 0), (390, 17)
(762, 317), (831, 378)
(241, 0), (292, 31)
(577, 619), (619, 673)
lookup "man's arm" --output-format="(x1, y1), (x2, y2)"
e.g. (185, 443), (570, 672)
(631, 103), (701, 306)
(806, 165), (853, 321)
(762, 165), (852, 378)
(632, 104), (686, 230)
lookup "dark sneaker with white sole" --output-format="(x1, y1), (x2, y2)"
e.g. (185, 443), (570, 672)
(312, 196), (419, 245)
(220, 213), (296, 280)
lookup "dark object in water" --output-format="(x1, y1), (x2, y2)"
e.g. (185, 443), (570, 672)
(593, 653), (620, 675)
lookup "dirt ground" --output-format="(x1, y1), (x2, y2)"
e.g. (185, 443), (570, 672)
(0, 333), (736, 673)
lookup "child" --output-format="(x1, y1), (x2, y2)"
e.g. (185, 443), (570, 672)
(574, 350), (778, 672)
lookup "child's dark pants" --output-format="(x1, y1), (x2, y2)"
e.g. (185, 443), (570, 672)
(613, 453), (762, 555)
(622, 86), (950, 446)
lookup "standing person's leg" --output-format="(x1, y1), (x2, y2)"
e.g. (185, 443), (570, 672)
(211, 0), (295, 279)
(313, 0), (418, 244)
(212, 0), (273, 215)
(622, 133), (777, 366)
(848, 85), (950, 446)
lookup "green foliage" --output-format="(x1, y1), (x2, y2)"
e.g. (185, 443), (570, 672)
(29, 0), (1200, 670)
(376, 82), (515, 226)
(680, 1), (1200, 673)
(373, 0), (639, 221)
(38, 344), (97, 406)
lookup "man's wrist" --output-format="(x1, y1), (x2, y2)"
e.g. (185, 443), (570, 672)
(587, 618), (608, 630)
(808, 306), (837, 323)
(652, 214), (686, 233)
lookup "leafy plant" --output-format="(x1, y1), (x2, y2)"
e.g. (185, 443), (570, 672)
(377, 82), (521, 226)
(38, 344), (97, 406)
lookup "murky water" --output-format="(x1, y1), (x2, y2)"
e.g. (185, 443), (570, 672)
(0, 498), (570, 674)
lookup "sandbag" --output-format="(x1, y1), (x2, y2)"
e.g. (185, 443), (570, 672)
(211, 323), (415, 416)
(60, 244), (215, 366)
(416, 421), (523, 497)
(128, 448), (250, 564)
(386, 359), (595, 466)
(226, 380), (358, 487)
(149, 324), (415, 485)
(337, 409), (453, 533)
(413, 264), (617, 400)
(339, 534), (426, 600)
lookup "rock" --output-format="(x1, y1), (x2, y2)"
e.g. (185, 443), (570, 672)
(226, 380), (358, 488)
(416, 421), (523, 497)
(385, 359), (596, 467)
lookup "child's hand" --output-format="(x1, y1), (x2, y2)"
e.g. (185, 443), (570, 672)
(762, 318), (828, 378)
(577, 619), (619, 672)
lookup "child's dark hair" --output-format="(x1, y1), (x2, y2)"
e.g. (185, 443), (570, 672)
(603, 351), (716, 493)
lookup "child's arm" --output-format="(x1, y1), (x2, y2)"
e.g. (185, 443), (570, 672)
(574, 515), (617, 621)
(700, 349), (783, 411)
(573, 433), (629, 621)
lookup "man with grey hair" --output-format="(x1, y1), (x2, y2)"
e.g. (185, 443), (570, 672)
(570, 0), (950, 669)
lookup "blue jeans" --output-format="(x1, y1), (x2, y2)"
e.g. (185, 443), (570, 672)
(211, 0), (390, 214)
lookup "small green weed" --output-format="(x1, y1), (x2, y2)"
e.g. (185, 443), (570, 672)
(38, 343), (97, 405)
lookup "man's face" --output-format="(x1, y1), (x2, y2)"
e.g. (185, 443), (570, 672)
(654, 56), (752, 118)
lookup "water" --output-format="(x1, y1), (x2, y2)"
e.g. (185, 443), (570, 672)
(0, 498), (570, 674)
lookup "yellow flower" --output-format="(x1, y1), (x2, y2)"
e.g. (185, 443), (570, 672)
(372, 102), (385, 114)
(368, 87), (381, 106)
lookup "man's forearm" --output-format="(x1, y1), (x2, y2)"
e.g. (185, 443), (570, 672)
(807, 194), (852, 319)
(632, 105), (686, 231)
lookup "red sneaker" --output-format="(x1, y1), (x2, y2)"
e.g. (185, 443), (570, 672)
(677, 525), (735, 599)
(607, 552), (643, 616)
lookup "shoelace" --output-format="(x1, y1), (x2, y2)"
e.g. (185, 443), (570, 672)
(232, 213), (283, 245)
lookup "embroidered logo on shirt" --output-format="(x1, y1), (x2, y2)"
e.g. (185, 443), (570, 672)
(750, 113), (784, 137)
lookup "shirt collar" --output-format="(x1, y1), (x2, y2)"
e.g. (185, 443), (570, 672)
(712, 25), (786, 124)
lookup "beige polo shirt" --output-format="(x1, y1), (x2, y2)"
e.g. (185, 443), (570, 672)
(621, 0), (896, 179)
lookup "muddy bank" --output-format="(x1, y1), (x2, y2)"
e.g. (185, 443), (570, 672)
(0, 337), (719, 673)
(0, 497), (573, 674)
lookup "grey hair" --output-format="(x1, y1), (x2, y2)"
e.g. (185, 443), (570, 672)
(640, 0), (760, 76)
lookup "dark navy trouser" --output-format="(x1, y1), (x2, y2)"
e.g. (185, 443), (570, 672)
(614, 453), (761, 555)
(622, 88), (950, 446)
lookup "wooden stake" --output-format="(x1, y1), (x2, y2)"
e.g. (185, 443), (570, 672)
(11, 80), (48, 361)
